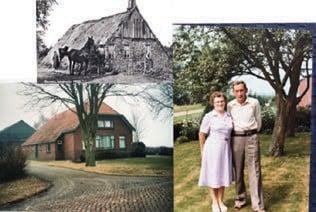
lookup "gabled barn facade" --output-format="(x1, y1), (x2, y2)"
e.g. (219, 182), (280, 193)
(40, 0), (172, 80)
(0, 120), (36, 146)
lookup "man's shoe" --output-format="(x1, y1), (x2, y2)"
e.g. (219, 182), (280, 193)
(234, 201), (246, 210)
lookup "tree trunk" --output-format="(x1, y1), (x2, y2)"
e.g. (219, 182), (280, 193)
(286, 105), (297, 137)
(269, 94), (291, 156)
(84, 135), (96, 166)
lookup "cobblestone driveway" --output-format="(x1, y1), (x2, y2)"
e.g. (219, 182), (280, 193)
(2, 163), (173, 211)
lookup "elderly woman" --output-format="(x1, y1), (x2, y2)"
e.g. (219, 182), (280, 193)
(198, 91), (233, 212)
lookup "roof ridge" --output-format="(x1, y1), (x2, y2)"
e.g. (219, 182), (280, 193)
(80, 10), (129, 25)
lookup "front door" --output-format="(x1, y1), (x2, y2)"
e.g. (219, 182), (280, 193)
(35, 144), (39, 159)
(56, 140), (64, 160)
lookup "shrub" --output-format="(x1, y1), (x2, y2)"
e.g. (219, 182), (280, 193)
(296, 106), (311, 132)
(179, 121), (199, 141)
(260, 105), (311, 134)
(174, 123), (183, 140)
(0, 143), (27, 182)
(261, 106), (276, 134)
(158, 147), (173, 156)
(131, 142), (146, 157)
(175, 136), (189, 144)
(79, 150), (131, 161)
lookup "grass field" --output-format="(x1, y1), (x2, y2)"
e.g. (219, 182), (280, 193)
(174, 133), (310, 212)
(34, 155), (173, 177)
(174, 104), (204, 113)
(0, 176), (51, 206)
(174, 113), (202, 124)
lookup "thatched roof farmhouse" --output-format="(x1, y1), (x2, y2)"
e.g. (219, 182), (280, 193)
(39, 0), (172, 80)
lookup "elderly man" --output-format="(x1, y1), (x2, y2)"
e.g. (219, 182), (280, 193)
(227, 80), (265, 212)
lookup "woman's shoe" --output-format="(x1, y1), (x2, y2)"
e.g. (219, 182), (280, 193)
(212, 204), (220, 212)
(219, 204), (227, 212)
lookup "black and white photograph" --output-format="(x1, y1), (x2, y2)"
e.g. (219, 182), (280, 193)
(37, 0), (172, 83)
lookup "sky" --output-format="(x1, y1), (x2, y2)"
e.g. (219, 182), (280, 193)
(0, 83), (172, 148)
(43, 0), (172, 47)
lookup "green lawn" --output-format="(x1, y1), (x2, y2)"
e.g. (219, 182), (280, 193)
(174, 113), (202, 124)
(174, 104), (204, 113)
(174, 133), (310, 212)
(97, 155), (173, 176)
(37, 155), (173, 177)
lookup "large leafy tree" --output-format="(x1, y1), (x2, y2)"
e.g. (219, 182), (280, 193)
(217, 27), (312, 156)
(173, 25), (243, 104)
(173, 25), (311, 156)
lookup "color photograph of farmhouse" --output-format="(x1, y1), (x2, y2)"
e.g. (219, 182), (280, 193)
(23, 102), (135, 161)
(0, 83), (173, 211)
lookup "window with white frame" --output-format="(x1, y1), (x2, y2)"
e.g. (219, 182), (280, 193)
(97, 120), (113, 128)
(119, 136), (126, 149)
(96, 135), (115, 149)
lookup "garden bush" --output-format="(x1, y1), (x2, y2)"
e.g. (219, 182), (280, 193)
(158, 147), (173, 156)
(131, 142), (146, 157)
(261, 106), (276, 134)
(296, 106), (311, 132)
(0, 143), (27, 182)
(260, 105), (311, 134)
(179, 121), (199, 141)
(175, 136), (189, 144)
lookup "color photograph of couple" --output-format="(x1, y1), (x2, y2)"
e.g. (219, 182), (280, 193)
(173, 25), (312, 211)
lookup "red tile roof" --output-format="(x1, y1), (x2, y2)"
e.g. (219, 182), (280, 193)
(23, 102), (119, 146)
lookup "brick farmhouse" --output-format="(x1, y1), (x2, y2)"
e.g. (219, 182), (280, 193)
(22, 103), (135, 161)
(298, 78), (311, 107)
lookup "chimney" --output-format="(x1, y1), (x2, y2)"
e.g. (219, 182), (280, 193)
(127, 0), (136, 10)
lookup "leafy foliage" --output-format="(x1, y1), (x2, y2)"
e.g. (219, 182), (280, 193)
(261, 105), (276, 134)
(173, 25), (312, 156)
(175, 136), (189, 144)
(260, 104), (310, 134)
(173, 25), (243, 104)
(174, 121), (199, 142)
(295, 106), (311, 132)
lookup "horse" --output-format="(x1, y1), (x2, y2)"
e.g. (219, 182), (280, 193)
(58, 36), (95, 75)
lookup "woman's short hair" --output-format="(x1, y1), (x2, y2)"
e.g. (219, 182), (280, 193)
(209, 91), (227, 106)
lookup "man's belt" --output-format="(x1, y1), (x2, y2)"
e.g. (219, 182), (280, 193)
(232, 129), (257, 137)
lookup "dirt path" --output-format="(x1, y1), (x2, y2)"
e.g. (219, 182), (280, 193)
(37, 68), (171, 83)
(1, 162), (173, 211)
(174, 109), (204, 117)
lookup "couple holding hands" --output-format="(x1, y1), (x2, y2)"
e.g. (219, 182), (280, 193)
(198, 80), (265, 212)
